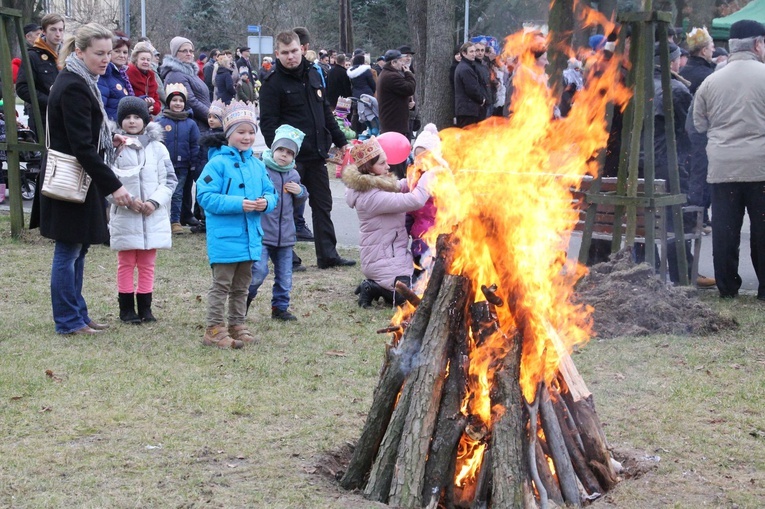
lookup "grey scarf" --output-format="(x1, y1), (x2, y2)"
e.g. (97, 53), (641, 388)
(65, 53), (116, 165)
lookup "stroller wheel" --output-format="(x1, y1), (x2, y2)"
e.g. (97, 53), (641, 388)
(21, 179), (36, 201)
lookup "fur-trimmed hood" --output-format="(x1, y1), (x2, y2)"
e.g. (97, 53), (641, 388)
(342, 164), (401, 194)
(111, 120), (165, 145)
(347, 64), (371, 79)
(159, 55), (198, 79)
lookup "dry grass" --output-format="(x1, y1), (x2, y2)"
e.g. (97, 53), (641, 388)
(1, 212), (764, 508)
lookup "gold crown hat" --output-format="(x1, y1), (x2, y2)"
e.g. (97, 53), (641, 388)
(222, 100), (258, 137)
(165, 82), (188, 102)
(208, 99), (226, 123)
(350, 136), (384, 167)
(686, 26), (713, 53)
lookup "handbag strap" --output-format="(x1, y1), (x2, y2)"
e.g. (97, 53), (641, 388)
(45, 111), (103, 154)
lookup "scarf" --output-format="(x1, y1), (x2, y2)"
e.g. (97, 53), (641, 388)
(34, 35), (61, 70)
(161, 108), (189, 121)
(117, 64), (135, 96)
(65, 53), (115, 165)
(262, 149), (295, 173)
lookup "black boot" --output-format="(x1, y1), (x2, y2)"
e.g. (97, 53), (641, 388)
(118, 293), (141, 324)
(356, 279), (389, 308)
(136, 293), (156, 322)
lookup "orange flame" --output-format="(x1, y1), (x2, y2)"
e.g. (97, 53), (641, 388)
(426, 20), (630, 411)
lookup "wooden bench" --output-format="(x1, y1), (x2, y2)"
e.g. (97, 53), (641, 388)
(571, 177), (704, 285)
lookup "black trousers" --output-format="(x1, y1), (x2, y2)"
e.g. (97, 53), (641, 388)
(711, 181), (765, 298)
(296, 158), (341, 266)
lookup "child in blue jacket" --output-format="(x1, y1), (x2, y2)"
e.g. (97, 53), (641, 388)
(247, 124), (308, 321)
(156, 83), (200, 233)
(196, 100), (278, 349)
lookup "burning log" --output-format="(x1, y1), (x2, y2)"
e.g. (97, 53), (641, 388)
(396, 280), (422, 307)
(388, 275), (471, 507)
(340, 236), (451, 491)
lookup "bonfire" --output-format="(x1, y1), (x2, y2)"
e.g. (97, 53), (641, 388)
(340, 11), (634, 509)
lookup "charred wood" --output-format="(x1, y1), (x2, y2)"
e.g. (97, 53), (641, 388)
(539, 385), (581, 507)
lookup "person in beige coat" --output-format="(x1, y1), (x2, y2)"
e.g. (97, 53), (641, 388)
(693, 19), (765, 300)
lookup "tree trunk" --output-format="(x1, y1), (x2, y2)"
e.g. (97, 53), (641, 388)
(388, 275), (471, 508)
(421, 0), (456, 129)
(548, 0), (575, 98)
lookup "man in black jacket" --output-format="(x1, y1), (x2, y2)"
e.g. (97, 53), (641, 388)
(260, 31), (355, 269)
(16, 13), (65, 134)
(326, 53), (352, 109)
(453, 42), (488, 128)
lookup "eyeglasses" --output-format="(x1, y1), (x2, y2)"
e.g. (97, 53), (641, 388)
(178, 49), (194, 54)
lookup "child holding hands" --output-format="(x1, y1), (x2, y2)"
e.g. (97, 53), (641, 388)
(110, 96), (178, 323)
(247, 125), (308, 321)
(197, 100), (278, 349)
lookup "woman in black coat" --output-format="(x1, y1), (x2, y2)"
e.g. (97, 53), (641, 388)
(347, 53), (376, 98)
(29, 23), (132, 335)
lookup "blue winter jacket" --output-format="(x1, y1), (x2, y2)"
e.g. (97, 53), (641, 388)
(197, 145), (278, 264)
(156, 111), (201, 170)
(97, 63), (131, 121)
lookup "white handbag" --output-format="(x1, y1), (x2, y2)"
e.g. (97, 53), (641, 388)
(41, 116), (93, 203)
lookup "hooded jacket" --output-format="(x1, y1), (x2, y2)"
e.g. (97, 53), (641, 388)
(347, 64), (376, 98)
(108, 122), (178, 251)
(196, 141), (278, 264)
(97, 63), (131, 121)
(694, 52), (765, 183)
(159, 55), (211, 129)
(343, 165), (432, 290)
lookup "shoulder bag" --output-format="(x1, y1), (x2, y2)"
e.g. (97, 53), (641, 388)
(41, 115), (93, 203)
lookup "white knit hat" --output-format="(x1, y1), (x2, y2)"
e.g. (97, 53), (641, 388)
(412, 123), (441, 154)
(169, 36), (193, 58)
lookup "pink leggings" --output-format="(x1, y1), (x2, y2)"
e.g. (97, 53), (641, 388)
(117, 249), (157, 294)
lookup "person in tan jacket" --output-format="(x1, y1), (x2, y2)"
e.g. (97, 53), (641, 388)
(693, 19), (765, 300)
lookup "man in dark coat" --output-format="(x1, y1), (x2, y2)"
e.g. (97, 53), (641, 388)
(377, 49), (416, 177)
(260, 31), (355, 269)
(473, 42), (494, 118)
(453, 42), (488, 128)
(235, 47), (254, 82)
(326, 53), (352, 109)
(16, 13), (65, 134)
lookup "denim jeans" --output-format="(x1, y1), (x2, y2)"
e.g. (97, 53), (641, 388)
(170, 167), (189, 223)
(51, 241), (91, 334)
(249, 246), (293, 311)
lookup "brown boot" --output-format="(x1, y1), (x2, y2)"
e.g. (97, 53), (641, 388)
(228, 324), (257, 344)
(203, 323), (244, 349)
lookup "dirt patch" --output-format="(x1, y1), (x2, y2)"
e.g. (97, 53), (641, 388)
(574, 249), (738, 339)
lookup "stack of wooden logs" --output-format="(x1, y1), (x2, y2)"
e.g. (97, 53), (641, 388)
(339, 236), (620, 508)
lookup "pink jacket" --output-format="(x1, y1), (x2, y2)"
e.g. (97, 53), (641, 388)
(343, 165), (432, 290)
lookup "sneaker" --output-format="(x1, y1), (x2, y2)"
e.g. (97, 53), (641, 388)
(296, 226), (314, 242)
(696, 275), (716, 288)
(272, 308), (298, 321)
(171, 222), (185, 234)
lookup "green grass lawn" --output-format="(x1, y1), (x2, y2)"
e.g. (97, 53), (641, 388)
(1, 212), (764, 508)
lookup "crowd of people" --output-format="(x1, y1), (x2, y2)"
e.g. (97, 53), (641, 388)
(3, 13), (764, 342)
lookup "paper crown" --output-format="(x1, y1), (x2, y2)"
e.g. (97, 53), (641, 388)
(165, 82), (188, 101)
(223, 100), (257, 136)
(686, 26), (713, 53)
(208, 99), (225, 121)
(351, 136), (384, 168)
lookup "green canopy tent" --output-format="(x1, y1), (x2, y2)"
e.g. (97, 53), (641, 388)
(711, 0), (765, 39)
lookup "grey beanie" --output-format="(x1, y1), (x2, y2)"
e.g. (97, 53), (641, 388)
(117, 96), (151, 127)
(169, 36), (193, 58)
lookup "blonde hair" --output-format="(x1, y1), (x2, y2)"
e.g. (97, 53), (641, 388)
(59, 23), (113, 67)
(306, 50), (317, 63)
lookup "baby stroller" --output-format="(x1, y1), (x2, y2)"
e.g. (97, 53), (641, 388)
(0, 113), (41, 202)
(356, 94), (380, 141)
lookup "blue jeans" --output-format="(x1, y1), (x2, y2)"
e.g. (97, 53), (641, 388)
(51, 241), (91, 334)
(171, 167), (189, 223)
(249, 246), (293, 311)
